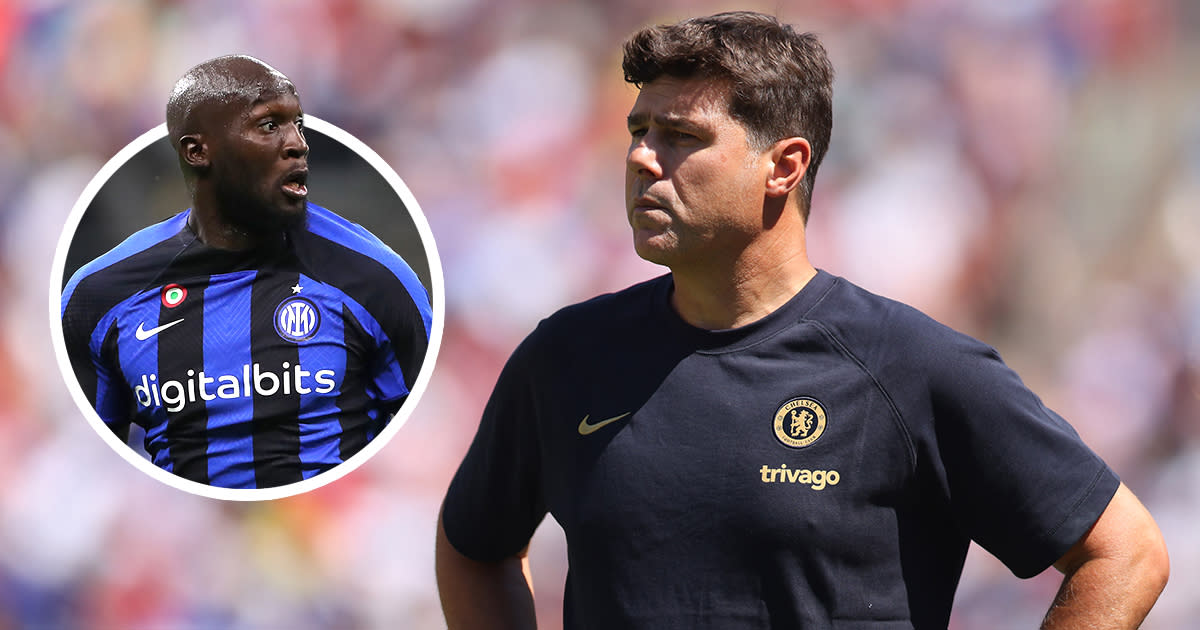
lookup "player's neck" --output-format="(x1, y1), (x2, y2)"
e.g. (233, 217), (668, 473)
(188, 196), (283, 252)
(669, 233), (816, 331)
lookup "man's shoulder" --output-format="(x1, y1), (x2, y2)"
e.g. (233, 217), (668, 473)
(502, 275), (667, 376)
(806, 273), (987, 366)
(539, 274), (668, 333)
(808, 274), (936, 328)
(298, 202), (422, 284)
(301, 203), (399, 260)
(62, 211), (190, 309)
(296, 203), (431, 337)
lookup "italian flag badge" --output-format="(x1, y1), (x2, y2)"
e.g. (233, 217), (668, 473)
(161, 284), (187, 308)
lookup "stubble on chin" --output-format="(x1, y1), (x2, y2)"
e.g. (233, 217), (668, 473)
(215, 182), (307, 235)
(631, 227), (681, 267)
(244, 206), (307, 235)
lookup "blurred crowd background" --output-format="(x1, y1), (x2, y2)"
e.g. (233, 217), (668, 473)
(1, 0), (1197, 628)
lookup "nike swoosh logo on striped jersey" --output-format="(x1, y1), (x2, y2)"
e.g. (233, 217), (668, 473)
(135, 319), (185, 341)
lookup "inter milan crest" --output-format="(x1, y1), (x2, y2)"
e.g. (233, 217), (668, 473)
(161, 284), (187, 308)
(772, 397), (827, 448)
(274, 297), (320, 342)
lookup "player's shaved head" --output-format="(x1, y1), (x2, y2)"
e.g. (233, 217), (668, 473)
(166, 55), (296, 155)
(164, 54), (309, 244)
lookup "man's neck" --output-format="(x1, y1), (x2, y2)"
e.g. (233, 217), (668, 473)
(188, 194), (284, 252)
(669, 237), (817, 331)
(188, 216), (258, 251)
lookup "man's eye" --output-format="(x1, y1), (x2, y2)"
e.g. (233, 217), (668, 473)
(261, 121), (278, 131)
(629, 127), (647, 139)
(296, 118), (304, 131)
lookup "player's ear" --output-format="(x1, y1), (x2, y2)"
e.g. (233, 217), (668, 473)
(765, 137), (811, 199)
(180, 134), (209, 169)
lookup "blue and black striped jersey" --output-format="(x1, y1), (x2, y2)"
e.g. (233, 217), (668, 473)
(61, 203), (432, 489)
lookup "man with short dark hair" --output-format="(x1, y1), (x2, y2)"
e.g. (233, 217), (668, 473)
(62, 55), (432, 490)
(436, 12), (1167, 629)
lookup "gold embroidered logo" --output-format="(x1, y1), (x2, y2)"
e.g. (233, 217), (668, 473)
(758, 465), (840, 490)
(578, 412), (632, 436)
(772, 397), (827, 448)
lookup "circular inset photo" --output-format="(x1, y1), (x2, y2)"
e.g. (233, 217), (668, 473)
(50, 56), (443, 501)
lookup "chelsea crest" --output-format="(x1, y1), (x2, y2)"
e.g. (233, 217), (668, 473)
(773, 397), (827, 448)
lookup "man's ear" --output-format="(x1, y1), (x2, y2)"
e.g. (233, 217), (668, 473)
(180, 134), (209, 169)
(764, 137), (811, 199)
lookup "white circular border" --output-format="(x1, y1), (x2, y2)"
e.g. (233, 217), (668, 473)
(48, 117), (445, 501)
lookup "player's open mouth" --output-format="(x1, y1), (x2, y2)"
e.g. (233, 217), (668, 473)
(281, 169), (308, 199)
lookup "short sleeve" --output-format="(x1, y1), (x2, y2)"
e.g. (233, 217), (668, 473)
(61, 289), (132, 439)
(926, 334), (1119, 578)
(362, 266), (431, 405)
(366, 291), (430, 407)
(442, 329), (548, 562)
(379, 276), (432, 396)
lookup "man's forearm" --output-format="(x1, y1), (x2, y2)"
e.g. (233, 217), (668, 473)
(1041, 484), (1169, 629)
(1041, 555), (1165, 629)
(436, 511), (537, 630)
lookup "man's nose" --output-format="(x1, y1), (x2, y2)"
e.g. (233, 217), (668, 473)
(627, 140), (662, 179)
(283, 123), (308, 159)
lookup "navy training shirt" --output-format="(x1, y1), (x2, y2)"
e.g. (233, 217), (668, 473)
(61, 203), (432, 489)
(442, 270), (1119, 629)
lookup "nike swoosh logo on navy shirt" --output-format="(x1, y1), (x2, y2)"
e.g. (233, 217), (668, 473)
(578, 412), (632, 435)
(135, 319), (184, 341)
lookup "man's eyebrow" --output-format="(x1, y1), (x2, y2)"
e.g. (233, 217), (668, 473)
(248, 99), (303, 119)
(626, 111), (703, 132)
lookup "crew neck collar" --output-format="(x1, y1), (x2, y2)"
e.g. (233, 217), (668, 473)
(653, 269), (835, 353)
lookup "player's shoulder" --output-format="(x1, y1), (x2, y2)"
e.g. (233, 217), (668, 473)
(295, 203), (431, 331)
(298, 202), (420, 280)
(805, 272), (992, 367)
(301, 203), (397, 259)
(499, 275), (666, 374)
(548, 274), (665, 324)
(526, 274), (667, 347)
(62, 210), (190, 309)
